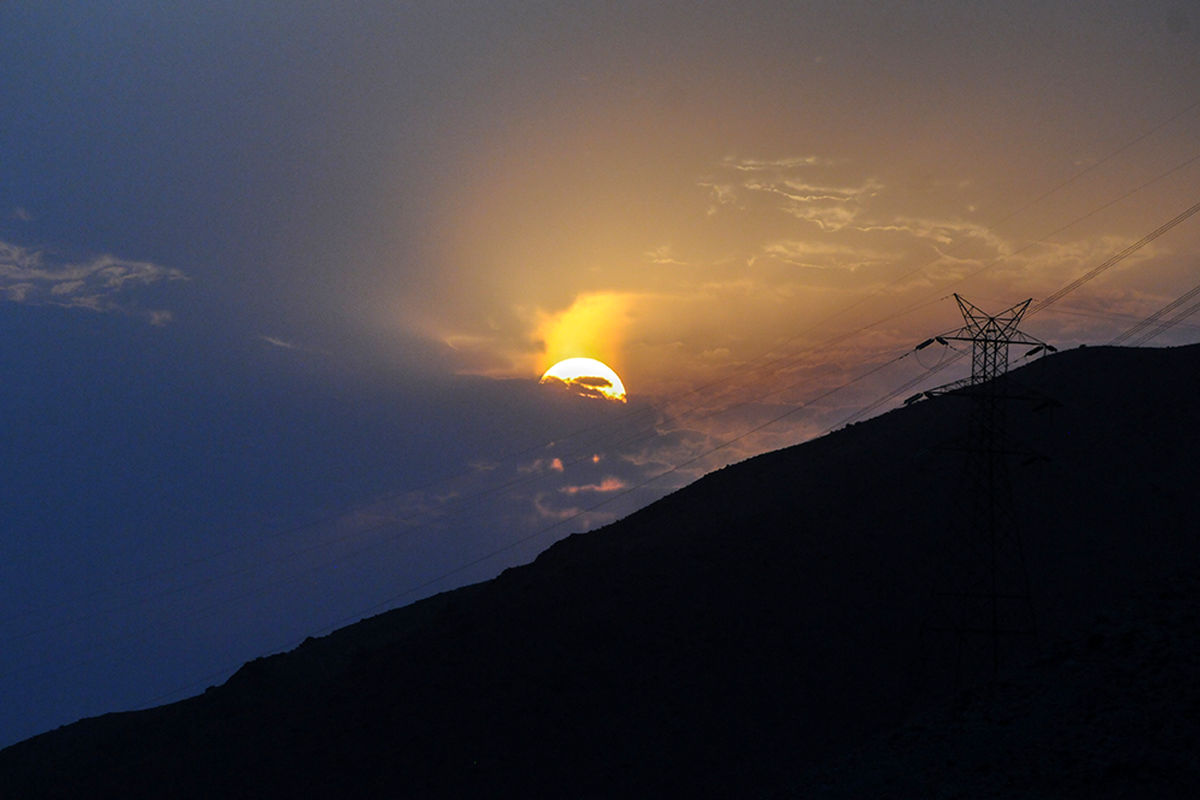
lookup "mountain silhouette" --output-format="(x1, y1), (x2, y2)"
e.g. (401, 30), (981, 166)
(2, 344), (1198, 798)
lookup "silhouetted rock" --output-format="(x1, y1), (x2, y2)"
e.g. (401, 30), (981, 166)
(3, 344), (1198, 798)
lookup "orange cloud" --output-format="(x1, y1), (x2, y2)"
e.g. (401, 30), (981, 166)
(559, 477), (628, 495)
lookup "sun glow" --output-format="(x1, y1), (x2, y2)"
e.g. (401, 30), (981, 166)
(537, 292), (629, 369)
(540, 357), (628, 403)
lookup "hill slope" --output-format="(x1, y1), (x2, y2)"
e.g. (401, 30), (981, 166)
(3, 344), (1199, 797)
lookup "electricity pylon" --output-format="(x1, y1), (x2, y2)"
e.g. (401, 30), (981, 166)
(923, 294), (1054, 680)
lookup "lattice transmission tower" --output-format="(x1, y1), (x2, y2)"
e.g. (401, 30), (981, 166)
(922, 294), (1055, 680)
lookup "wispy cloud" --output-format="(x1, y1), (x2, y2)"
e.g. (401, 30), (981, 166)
(0, 239), (186, 320)
(710, 154), (884, 232)
(852, 216), (1008, 252)
(260, 335), (301, 350)
(644, 244), (688, 265)
(698, 181), (742, 215)
(760, 239), (889, 264)
(721, 155), (836, 171)
(740, 177), (884, 230)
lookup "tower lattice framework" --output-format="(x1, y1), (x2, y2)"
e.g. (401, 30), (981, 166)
(925, 294), (1050, 679)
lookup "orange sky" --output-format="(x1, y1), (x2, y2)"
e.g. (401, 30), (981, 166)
(367, 5), (1200, 410)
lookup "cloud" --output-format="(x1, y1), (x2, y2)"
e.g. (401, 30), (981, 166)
(711, 154), (881, 228)
(721, 155), (836, 171)
(0, 240), (186, 319)
(644, 245), (688, 265)
(698, 181), (742, 215)
(540, 373), (623, 402)
(559, 477), (627, 495)
(759, 239), (891, 269)
(3, 283), (34, 301)
(520, 457), (565, 474)
(852, 216), (1009, 253)
(737, 176), (884, 230)
(260, 335), (301, 350)
(531, 492), (619, 527)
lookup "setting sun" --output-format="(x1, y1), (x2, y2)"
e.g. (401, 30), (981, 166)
(540, 357), (628, 403)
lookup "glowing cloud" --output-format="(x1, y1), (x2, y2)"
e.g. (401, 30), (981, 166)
(537, 292), (631, 371)
(559, 477), (627, 495)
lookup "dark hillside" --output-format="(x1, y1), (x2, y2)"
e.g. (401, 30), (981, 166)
(3, 344), (1198, 798)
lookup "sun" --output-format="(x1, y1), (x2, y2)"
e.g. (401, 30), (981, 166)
(540, 357), (627, 403)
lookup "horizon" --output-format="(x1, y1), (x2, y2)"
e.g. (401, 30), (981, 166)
(2, 2), (1199, 748)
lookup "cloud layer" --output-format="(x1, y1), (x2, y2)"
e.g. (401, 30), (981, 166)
(0, 240), (185, 322)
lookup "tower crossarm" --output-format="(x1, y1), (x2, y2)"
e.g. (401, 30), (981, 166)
(941, 294), (1047, 348)
(913, 294), (1054, 399)
(942, 329), (1047, 347)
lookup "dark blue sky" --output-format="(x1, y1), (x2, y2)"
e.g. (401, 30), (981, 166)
(2, 2), (1198, 746)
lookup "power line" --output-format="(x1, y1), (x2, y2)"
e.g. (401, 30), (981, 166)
(995, 98), (1200, 229)
(1128, 297), (1200, 346)
(1031, 197), (1200, 313)
(1111, 276), (1200, 345)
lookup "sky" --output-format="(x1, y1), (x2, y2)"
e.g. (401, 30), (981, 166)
(1, 1), (1198, 747)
